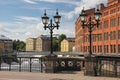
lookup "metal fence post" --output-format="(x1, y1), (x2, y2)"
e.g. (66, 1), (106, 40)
(19, 57), (21, 72)
(9, 63), (11, 71)
(40, 58), (43, 72)
(114, 60), (117, 77)
(0, 57), (1, 71)
(30, 57), (32, 72)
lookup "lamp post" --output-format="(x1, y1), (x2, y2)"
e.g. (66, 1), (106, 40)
(41, 10), (61, 55)
(79, 8), (102, 56)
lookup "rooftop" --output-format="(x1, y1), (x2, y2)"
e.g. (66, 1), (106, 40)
(0, 35), (11, 40)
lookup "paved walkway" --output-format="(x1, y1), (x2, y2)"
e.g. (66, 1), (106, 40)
(0, 71), (119, 80)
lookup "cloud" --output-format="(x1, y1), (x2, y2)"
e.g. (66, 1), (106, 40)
(0, 0), (108, 41)
(0, 28), (11, 33)
(40, 0), (80, 6)
(25, 32), (32, 36)
(0, 20), (75, 41)
(15, 16), (40, 22)
(23, 0), (37, 4)
(62, 0), (107, 19)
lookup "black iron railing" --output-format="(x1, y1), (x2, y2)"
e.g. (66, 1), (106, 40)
(55, 57), (84, 72)
(0, 56), (84, 72)
(85, 55), (120, 78)
(96, 56), (120, 77)
(0, 57), (45, 72)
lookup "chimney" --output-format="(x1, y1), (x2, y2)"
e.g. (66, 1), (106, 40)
(100, 3), (105, 10)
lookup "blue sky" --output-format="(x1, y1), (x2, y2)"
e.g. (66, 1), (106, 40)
(0, 0), (107, 41)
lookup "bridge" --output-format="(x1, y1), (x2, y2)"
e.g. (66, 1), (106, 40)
(0, 51), (120, 78)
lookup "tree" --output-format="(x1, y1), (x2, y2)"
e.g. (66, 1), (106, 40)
(52, 39), (59, 51)
(58, 34), (66, 44)
(13, 40), (26, 51)
(18, 41), (26, 51)
(58, 34), (66, 51)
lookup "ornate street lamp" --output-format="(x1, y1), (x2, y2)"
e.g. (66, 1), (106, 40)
(42, 9), (61, 55)
(79, 8), (102, 56)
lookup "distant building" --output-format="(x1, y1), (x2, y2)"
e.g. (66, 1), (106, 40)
(26, 35), (51, 51)
(0, 35), (13, 54)
(75, 0), (120, 54)
(61, 38), (75, 52)
(26, 38), (36, 51)
(36, 35), (50, 51)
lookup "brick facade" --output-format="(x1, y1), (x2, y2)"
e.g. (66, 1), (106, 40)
(0, 35), (13, 54)
(75, 0), (120, 55)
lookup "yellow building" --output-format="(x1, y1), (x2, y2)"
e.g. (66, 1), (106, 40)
(61, 38), (75, 52)
(36, 35), (50, 51)
(26, 38), (36, 51)
(26, 35), (51, 51)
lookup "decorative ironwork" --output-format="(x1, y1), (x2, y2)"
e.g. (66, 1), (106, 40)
(85, 55), (120, 78)
(60, 61), (65, 67)
(0, 56), (84, 73)
(76, 62), (81, 67)
(68, 61), (73, 67)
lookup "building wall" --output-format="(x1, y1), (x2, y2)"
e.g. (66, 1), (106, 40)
(36, 37), (42, 51)
(4, 41), (13, 52)
(42, 40), (50, 51)
(0, 41), (4, 54)
(61, 39), (69, 52)
(0, 40), (13, 54)
(75, 0), (120, 55)
(36, 37), (51, 51)
(26, 38), (36, 51)
(26, 36), (51, 52)
(69, 41), (75, 52)
(61, 39), (75, 52)
(108, 0), (120, 6)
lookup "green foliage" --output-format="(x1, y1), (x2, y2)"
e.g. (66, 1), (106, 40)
(58, 34), (66, 43)
(52, 34), (66, 51)
(13, 40), (26, 51)
(52, 39), (59, 51)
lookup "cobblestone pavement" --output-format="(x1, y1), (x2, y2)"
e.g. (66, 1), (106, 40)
(0, 71), (119, 80)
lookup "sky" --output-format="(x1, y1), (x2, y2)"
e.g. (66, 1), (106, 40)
(0, 0), (107, 41)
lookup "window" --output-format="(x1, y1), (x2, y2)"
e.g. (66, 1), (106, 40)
(110, 18), (116, 27)
(87, 35), (89, 42)
(104, 45), (108, 53)
(118, 17), (120, 26)
(118, 30), (120, 39)
(104, 20), (109, 28)
(88, 46), (90, 52)
(98, 45), (102, 53)
(104, 32), (109, 40)
(110, 9), (115, 14)
(84, 46), (86, 52)
(113, 31), (116, 40)
(118, 45), (120, 53)
(92, 34), (97, 42)
(98, 22), (102, 30)
(110, 45), (112, 53)
(85, 46), (87, 52)
(110, 32), (113, 40)
(113, 45), (116, 53)
(84, 35), (89, 42)
(98, 34), (102, 41)
(93, 46), (96, 53)
(118, 7), (120, 12)
(110, 31), (116, 40)
(104, 12), (109, 16)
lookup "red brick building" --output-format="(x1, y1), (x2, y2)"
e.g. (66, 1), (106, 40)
(75, 0), (120, 55)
